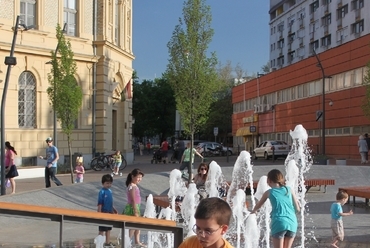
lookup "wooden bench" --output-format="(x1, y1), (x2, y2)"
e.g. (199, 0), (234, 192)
(338, 186), (370, 206)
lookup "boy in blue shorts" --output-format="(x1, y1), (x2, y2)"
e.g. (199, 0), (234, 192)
(97, 174), (117, 247)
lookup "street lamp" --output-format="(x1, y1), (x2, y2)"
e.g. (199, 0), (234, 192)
(312, 48), (330, 155)
(1, 16), (32, 195)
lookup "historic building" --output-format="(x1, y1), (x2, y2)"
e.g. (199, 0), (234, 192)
(0, 0), (134, 165)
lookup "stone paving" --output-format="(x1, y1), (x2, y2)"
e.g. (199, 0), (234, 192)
(0, 155), (370, 247)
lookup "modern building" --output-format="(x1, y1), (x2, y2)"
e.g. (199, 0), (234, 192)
(269, 0), (369, 71)
(0, 0), (134, 166)
(232, 0), (370, 160)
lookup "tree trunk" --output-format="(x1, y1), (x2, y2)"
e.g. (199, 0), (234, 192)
(68, 135), (74, 184)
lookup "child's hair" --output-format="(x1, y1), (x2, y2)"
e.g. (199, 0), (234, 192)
(267, 169), (288, 194)
(102, 174), (113, 184)
(336, 191), (349, 200)
(125, 168), (144, 187)
(115, 150), (121, 154)
(194, 197), (232, 226)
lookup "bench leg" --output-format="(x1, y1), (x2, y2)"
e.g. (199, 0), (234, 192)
(324, 185), (327, 193)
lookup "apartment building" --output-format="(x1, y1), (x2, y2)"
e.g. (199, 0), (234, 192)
(0, 0), (134, 165)
(269, 0), (369, 70)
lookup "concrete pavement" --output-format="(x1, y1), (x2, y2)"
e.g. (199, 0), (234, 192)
(1, 154), (370, 247)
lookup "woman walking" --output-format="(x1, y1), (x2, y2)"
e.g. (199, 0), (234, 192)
(358, 135), (368, 164)
(5, 141), (19, 194)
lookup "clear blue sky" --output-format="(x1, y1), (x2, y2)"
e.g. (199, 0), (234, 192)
(133, 1), (270, 81)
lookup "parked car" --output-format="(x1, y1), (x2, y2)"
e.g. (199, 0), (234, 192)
(252, 140), (291, 160)
(196, 142), (233, 156)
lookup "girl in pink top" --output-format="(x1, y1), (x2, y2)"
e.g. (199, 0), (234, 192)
(74, 161), (85, 183)
(5, 141), (19, 194)
(123, 168), (145, 247)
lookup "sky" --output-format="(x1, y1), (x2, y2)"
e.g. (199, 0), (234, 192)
(132, 1), (270, 81)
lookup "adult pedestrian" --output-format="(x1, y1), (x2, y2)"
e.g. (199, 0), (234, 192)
(357, 135), (368, 164)
(160, 139), (169, 163)
(5, 141), (19, 194)
(146, 140), (151, 155)
(364, 133), (370, 161)
(39, 137), (63, 187)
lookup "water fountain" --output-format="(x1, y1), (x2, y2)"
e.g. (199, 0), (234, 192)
(142, 124), (313, 248)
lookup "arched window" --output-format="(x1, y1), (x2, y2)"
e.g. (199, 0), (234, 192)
(18, 71), (36, 128)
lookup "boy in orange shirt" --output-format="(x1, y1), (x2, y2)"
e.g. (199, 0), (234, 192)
(179, 197), (233, 248)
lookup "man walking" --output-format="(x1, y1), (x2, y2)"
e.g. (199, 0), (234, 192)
(39, 137), (63, 188)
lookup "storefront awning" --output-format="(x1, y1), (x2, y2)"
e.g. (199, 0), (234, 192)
(236, 126), (256, 137)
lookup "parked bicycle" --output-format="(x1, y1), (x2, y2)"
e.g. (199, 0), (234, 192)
(90, 153), (127, 172)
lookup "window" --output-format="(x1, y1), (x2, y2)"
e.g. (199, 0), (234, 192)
(288, 50), (295, 62)
(309, 40), (319, 52)
(352, 19), (364, 34)
(337, 4), (348, 19)
(323, 0), (332, 4)
(288, 33), (295, 43)
(64, 0), (77, 36)
(351, 0), (364, 10)
(321, 34), (331, 46)
(322, 13), (331, 26)
(310, 0), (319, 13)
(278, 23), (284, 32)
(115, 0), (120, 45)
(277, 56), (284, 66)
(18, 71), (36, 128)
(20, 0), (36, 26)
(278, 38), (285, 49)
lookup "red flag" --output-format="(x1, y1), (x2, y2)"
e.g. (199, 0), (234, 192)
(124, 80), (132, 100)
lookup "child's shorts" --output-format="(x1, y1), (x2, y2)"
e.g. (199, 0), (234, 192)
(271, 230), (296, 239)
(331, 219), (344, 241)
(75, 178), (83, 183)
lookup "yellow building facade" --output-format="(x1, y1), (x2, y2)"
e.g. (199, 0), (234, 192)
(0, 0), (134, 166)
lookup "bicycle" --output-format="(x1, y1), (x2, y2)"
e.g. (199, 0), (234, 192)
(90, 153), (127, 172)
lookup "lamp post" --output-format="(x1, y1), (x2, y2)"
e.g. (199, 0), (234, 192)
(312, 48), (328, 155)
(1, 16), (32, 195)
(257, 73), (264, 107)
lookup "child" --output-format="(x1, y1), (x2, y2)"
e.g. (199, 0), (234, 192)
(251, 169), (300, 248)
(74, 160), (85, 183)
(97, 174), (118, 247)
(179, 197), (233, 248)
(330, 191), (353, 248)
(123, 168), (145, 247)
(112, 150), (122, 176)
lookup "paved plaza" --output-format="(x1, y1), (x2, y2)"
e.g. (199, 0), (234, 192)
(0, 154), (370, 247)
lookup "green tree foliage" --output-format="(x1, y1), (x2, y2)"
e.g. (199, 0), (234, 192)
(261, 61), (270, 74)
(166, 0), (220, 181)
(132, 75), (176, 141)
(47, 24), (82, 183)
(362, 60), (370, 118)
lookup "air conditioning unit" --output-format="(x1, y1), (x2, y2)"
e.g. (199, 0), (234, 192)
(265, 104), (271, 111)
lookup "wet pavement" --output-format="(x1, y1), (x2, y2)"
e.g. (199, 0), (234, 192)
(0, 153), (370, 247)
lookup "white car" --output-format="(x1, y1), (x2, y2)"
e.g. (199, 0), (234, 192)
(252, 140), (291, 160)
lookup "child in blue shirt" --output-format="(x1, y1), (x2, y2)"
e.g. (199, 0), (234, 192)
(330, 191), (353, 248)
(97, 174), (117, 247)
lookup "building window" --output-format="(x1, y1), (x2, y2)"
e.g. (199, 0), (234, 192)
(310, 0), (319, 13)
(115, 0), (120, 45)
(20, 0), (36, 26)
(64, 0), (77, 36)
(352, 19), (364, 33)
(277, 55), (284, 66)
(18, 71), (36, 128)
(309, 40), (319, 52)
(278, 39), (285, 49)
(278, 23), (284, 32)
(288, 51), (295, 63)
(323, 0), (332, 4)
(337, 4), (348, 19)
(322, 13), (331, 26)
(351, 0), (364, 10)
(321, 34), (331, 46)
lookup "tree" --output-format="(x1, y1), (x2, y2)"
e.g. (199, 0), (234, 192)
(47, 24), (83, 184)
(261, 61), (270, 74)
(166, 0), (220, 182)
(132, 76), (176, 140)
(362, 60), (370, 118)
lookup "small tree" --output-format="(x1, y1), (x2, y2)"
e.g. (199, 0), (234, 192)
(47, 24), (83, 183)
(166, 0), (220, 182)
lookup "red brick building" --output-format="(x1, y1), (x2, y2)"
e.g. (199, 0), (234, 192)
(232, 34), (370, 159)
